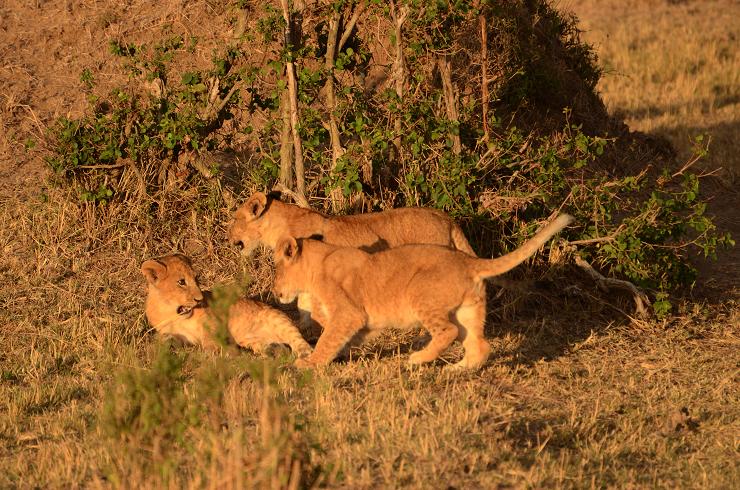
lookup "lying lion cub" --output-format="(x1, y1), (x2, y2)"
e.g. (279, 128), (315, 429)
(272, 214), (573, 369)
(141, 254), (311, 357)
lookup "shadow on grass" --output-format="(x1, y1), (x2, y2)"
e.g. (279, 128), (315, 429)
(481, 270), (633, 367)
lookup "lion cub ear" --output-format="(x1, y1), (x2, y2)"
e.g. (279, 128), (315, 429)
(141, 259), (168, 284)
(278, 237), (299, 261)
(245, 192), (268, 218)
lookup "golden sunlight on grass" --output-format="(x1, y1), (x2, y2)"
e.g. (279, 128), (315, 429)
(566, 0), (739, 180)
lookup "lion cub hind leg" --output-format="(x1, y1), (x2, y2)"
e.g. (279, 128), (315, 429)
(408, 309), (459, 365)
(261, 308), (313, 358)
(451, 301), (491, 369)
(229, 301), (312, 358)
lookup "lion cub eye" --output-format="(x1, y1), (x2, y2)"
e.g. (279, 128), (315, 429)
(178, 278), (186, 287)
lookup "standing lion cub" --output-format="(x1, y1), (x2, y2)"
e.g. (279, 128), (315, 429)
(141, 254), (311, 357)
(272, 214), (574, 369)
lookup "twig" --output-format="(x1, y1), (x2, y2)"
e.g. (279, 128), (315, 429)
(123, 158), (146, 197)
(574, 255), (652, 319)
(567, 236), (616, 246)
(438, 55), (461, 155)
(78, 163), (126, 170)
(479, 13), (489, 142)
(672, 136), (710, 178)
(272, 182), (310, 209)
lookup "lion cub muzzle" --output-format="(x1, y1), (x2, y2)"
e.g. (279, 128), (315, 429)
(272, 237), (302, 304)
(271, 276), (297, 304)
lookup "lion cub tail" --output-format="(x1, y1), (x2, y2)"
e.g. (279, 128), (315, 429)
(474, 214), (574, 280)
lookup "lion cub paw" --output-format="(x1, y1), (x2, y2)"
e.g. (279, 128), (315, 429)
(408, 351), (436, 365)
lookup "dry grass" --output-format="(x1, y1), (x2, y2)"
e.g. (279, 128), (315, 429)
(565, 0), (740, 181)
(1, 187), (738, 487)
(1, 0), (739, 487)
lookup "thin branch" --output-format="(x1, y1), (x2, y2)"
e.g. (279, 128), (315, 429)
(212, 81), (243, 118)
(438, 55), (461, 155)
(479, 13), (489, 142)
(78, 163), (126, 170)
(199, 80), (243, 123)
(567, 236), (615, 246)
(574, 256), (652, 319)
(273, 182), (310, 208)
(279, 89), (293, 188)
(672, 136), (710, 178)
(390, 1), (409, 164)
(325, 9), (346, 210)
(338, 0), (366, 53)
(279, 0), (305, 196)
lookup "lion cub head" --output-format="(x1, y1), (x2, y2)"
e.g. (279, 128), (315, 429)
(141, 254), (204, 321)
(272, 236), (308, 304)
(228, 191), (284, 256)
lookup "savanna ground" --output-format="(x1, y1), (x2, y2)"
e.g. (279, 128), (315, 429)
(0, 0), (738, 488)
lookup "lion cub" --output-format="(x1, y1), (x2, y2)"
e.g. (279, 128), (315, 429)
(272, 214), (574, 369)
(141, 254), (311, 357)
(227, 191), (477, 255)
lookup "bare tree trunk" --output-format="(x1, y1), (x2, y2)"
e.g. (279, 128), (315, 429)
(480, 13), (489, 142)
(390, 1), (409, 167)
(342, 1), (372, 187)
(279, 89), (293, 188)
(438, 56), (461, 155)
(325, 10), (346, 211)
(280, 0), (306, 198)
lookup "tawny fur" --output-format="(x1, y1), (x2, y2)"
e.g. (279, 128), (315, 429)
(227, 191), (487, 339)
(227, 191), (477, 256)
(141, 254), (311, 357)
(272, 214), (574, 369)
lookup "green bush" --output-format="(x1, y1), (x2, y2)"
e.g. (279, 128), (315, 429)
(47, 0), (732, 314)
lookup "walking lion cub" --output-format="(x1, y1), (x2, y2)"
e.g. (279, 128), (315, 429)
(272, 214), (574, 369)
(141, 254), (311, 357)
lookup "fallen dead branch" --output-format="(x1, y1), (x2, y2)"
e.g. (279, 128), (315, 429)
(574, 255), (652, 319)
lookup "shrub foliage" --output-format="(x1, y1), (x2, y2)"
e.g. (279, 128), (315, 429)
(47, 0), (732, 313)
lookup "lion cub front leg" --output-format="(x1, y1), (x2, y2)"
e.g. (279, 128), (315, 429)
(297, 293), (323, 342)
(294, 295), (365, 368)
